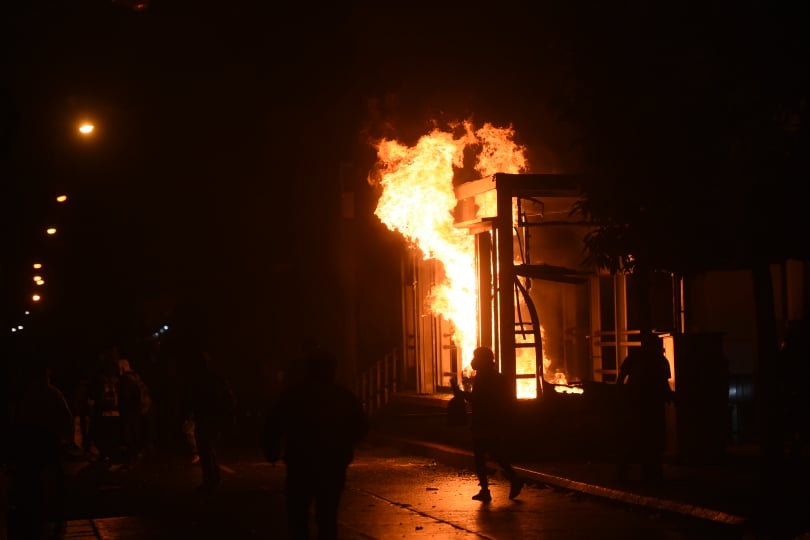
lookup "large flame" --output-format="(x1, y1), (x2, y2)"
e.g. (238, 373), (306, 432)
(371, 121), (527, 369)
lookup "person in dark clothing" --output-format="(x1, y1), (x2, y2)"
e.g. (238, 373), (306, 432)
(263, 348), (368, 540)
(117, 358), (151, 469)
(7, 360), (75, 539)
(452, 346), (524, 502)
(616, 331), (674, 483)
(182, 350), (234, 491)
(778, 320), (810, 461)
(86, 350), (122, 466)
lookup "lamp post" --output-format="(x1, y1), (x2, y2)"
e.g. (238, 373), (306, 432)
(78, 122), (95, 135)
(6, 119), (96, 335)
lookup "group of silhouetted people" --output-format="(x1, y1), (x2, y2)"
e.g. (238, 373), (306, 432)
(80, 346), (154, 470)
(3, 328), (674, 539)
(6, 326), (733, 539)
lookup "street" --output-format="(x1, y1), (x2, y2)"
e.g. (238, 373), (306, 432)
(55, 441), (745, 539)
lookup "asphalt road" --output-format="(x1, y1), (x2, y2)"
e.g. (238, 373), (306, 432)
(51, 439), (750, 539)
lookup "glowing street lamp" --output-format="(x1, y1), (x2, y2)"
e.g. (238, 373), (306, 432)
(56, 194), (68, 203)
(78, 123), (95, 135)
(32, 294), (41, 302)
(33, 263), (42, 269)
(46, 227), (57, 235)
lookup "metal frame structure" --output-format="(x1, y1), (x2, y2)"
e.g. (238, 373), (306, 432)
(454, 173), (592, 398)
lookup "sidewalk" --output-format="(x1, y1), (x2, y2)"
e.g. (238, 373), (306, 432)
(376, 434), (753, 525)
(40, 400), (810, 540)
(51, 435), (810, 540)
(56, 443), (763, 540)
(370, 394), (810, 539)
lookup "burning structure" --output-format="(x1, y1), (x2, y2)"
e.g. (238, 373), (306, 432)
(451, 172), (593, 399)
(370, 121), (666, 401)
(364, 121), (735, 461)
(360, 119), (805, 462)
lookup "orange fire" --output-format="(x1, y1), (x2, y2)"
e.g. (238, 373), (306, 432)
(371, 120), (527, 372)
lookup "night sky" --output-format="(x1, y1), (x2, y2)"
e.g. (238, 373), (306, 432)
(3, 1), (807, 396)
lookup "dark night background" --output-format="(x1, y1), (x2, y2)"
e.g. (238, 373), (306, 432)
(3, 1), (808, 404)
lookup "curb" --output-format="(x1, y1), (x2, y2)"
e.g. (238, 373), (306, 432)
(374, 434), (747, 528)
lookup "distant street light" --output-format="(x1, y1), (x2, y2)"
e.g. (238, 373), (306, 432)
(56, 194), (68, 203)
(32, 294), (41, 302)
(33, 263), (42, 269)
(79, 123), (95, 135)
(46, 227), (57, 235)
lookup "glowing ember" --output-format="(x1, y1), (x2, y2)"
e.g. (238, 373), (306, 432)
(371, 120), (527, 370)
(554, 385), (584, 395)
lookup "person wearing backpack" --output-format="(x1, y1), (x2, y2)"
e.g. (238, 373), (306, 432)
(86, 349), (123, 466)
(117, 357), (151, 469)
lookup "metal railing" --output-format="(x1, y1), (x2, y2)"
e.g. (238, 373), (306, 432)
(357, 349), (398, 416)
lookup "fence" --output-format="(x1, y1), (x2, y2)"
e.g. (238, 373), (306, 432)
(357, 349), (398, 416)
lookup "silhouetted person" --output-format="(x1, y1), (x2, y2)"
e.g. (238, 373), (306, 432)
(86, 348), (123, 466)
(72, 371), (93, 453)
(7, 358), (74, 539)
(117, 357), (151, 469)
(778, 320), (810, 461)
(182, 350), (234, 491)
(262, 348), (368, 540)
(452, 346), (524, 502)
(616, 331), (674, 483)
(182, 414), (200, 464)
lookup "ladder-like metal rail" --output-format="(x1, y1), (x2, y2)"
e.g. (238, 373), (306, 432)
(357, 348), (398, 416)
